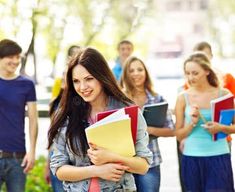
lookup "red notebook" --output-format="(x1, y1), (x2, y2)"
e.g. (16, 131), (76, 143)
(96, 105), (138, 144)
(211, 93), (234, 140)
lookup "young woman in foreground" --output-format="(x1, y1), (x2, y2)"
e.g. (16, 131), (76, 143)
(48, 48), (152, 192)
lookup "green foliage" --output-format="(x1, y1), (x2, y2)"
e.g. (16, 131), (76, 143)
(0, 0), (156, 79)
(25, 156), (53, 192)
(0, 0), (6, 4)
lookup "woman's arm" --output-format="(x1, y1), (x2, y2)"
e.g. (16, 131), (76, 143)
(174, 94), (198, 141)
(110, 154), (149, 175)
(220, 124), (235, 134)
(56, 163), (129, 182)
(50, 127), (128, 182)
(203, 88), (235, 134)
(147, 110), (175, 137)
(203, 122), (235, 134)
(87, 145), (149, 175)
(147, 127), (175, 137)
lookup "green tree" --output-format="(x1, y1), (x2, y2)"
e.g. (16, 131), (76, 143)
(0, 0), (156, 79)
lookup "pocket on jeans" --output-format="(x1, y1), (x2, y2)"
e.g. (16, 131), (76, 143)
(13, 158), (23, 166)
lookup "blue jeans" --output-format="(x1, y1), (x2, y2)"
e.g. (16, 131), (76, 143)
(50, 170), (65, 192)
(134, 165), (161, 192)
(49, 150), (64, 192)
(0, 158), (26, 192)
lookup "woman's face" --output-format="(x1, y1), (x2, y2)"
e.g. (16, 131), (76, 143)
(128, 60), (146, 88)
(184, 61), (209, 86)
(72, 64), (104, 104)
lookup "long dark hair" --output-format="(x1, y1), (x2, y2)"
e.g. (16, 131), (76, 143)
(48, 47), (133, 156)
(48, 89), (63, 117)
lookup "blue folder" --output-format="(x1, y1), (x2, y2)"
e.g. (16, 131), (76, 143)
(217, 109), (235, 139)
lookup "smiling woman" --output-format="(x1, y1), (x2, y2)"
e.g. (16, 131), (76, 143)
(47, 47), (153, 192)
(121, 56), (175, 192)
(72, 65), (105, 105)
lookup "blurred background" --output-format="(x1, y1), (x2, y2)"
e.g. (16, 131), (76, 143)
(1, 0), (235, 191)
(1, 0), (235, 83)
(1, 0), (235, 105)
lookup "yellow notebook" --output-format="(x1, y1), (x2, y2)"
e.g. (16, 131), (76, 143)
(85, 109), (135, 157)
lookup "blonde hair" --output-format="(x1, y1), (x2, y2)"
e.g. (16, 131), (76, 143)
(184, 52), (218, 87)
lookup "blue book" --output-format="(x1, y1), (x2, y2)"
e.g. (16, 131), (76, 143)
(217, 109), (235, 139)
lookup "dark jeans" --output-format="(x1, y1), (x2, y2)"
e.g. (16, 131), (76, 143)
(134, 165), (161, 192)
(0, 158), (26, 192)
(50, 169), (65, 192)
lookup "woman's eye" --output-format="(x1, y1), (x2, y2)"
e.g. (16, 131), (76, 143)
(73, 79), (79, 83)
(87, 77), (94, 81)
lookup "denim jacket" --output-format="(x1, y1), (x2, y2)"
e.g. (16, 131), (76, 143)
(50, 97), (153, 192)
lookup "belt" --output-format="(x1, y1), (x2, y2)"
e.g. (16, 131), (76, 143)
(0, 150), (25, 159)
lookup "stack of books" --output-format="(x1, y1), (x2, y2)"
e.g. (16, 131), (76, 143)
(210, 93), (234, 141)
(85, 105), (138, 157)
